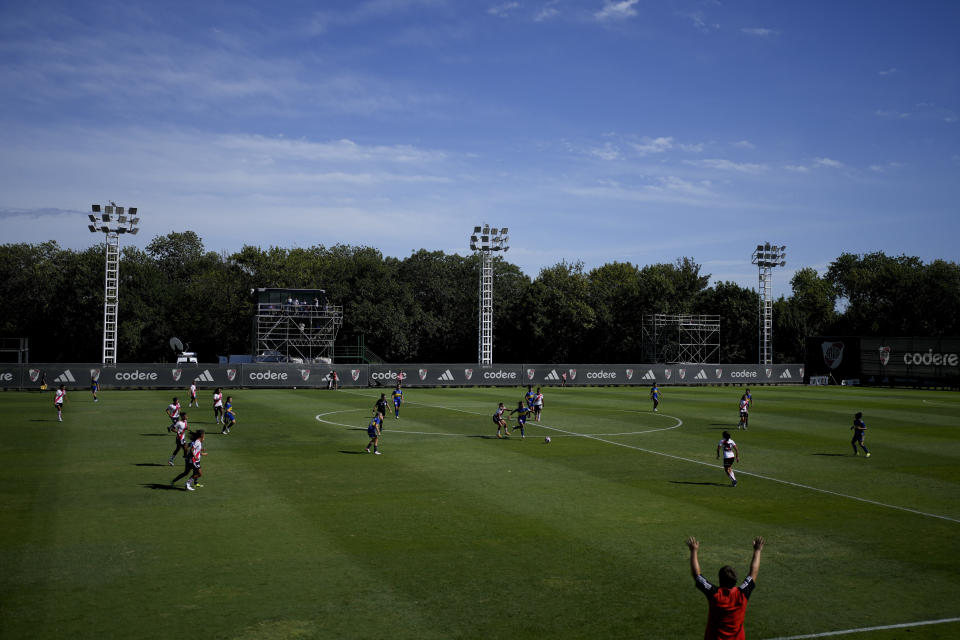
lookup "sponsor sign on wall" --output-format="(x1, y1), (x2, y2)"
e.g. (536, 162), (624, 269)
(368, 364), (520, 387)
(861, 337), (960, 382)
(0, 365), (21, 388)
(804, 337), (862, 382)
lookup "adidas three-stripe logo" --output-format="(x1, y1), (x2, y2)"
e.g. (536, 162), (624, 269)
(54, 370), (77, 383)
(641, 369), (656, 380)
(694, 369), (708, 380)
(780, 369), (792, 379)
(196, 370), (215, 382)
(545, 370), (560, 381)
(438, 370), (455, 381)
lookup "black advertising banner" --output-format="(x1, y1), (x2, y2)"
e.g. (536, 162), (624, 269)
(521, 364), (803, 386)
(0, 365), (21, 389)
(369, 364), (522, 387)
(862, 337), (960, 383)
(804, 337), (862, 382)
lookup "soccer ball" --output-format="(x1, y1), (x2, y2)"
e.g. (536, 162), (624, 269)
(544, 436), (551, 444)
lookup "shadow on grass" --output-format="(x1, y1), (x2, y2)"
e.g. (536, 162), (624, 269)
(141, 483), (182, 491)
(669, 480), (729, 487)
(339, 450), (368, 455)
(134, 463), (167, 467)
(812, 453), (850, 457)
(466, 434), (501, 439)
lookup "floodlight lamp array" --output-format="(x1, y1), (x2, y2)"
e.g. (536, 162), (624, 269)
(751, 242), (786, 268)
(469, 223), (510, 252)
(89, 202), (140, 235)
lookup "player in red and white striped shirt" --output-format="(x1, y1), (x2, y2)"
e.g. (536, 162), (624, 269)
(54, 384), (66, 422)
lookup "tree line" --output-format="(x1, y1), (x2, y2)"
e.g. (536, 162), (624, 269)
(1, 232), (957, 364)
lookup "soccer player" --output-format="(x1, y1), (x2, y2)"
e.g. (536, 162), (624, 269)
(188, 381), (199, 407)
(493, 402), (509, 438)
(165, 397), (181, 432)
(525, 385), (536, 410)
(717, 431), (740, 486)
(745, 388), (753, 408)
(213, 388), (224, 425)
(375, 393), (388, 418)
(850, 411), (870, 457)
(54, 384), (66, 421)
(686, 535), (764, 640)
(366, 412), (383, 454)
(509, 400), (532, 439)
(172, 429), (207, 490)
(169, 412), (189, 465)
(534, 387), (544, 422)
(560, 371), (567, 387)
(90, 375), (99, 402)
(650, 383), (660, 412)
(391, 384), (403, 419)
(738, 394), (749, 430)
(221, 397), (236, 434)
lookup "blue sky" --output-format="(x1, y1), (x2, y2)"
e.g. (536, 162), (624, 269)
(1, 0), (957, 297)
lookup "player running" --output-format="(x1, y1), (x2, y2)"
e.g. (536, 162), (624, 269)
(165, 397), (181, 432)
(90, 375), (99, 402)
(525, 386), (536, 410)
(391, 384), (403, 419)
(493, 402), (509, 438)
(213, 388), (224, 425)
(533, 388), (544, 421)
(171, 429), (208, 491)
(188, 381), (199, 407)
(510, 400), (532, 439)
(168, 412), (189, 465)
(717, 431), (740, 487)
(54, 384), (67, 422)
(221, 397), (236, 434)
(650, 383), (660, 412)
(850, 411), (871, 457)
(738, 394), (749, 430)
(366, 412), (383, 454)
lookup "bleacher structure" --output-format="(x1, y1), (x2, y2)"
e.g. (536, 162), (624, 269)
(642, 314), (720, 364)
(253, 288), (343, 363)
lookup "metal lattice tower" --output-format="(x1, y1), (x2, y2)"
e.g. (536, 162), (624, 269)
(88, 202), (140, 364)
(643, 314), (720, 363)
(470, 224), (509, 366)
(751, 242), (786, 365)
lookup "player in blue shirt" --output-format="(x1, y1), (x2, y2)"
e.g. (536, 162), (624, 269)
(366, 412), (383, 454)
(525, 386), (536, 409)
(850, 411), (870, 457)
(391, 385), (403, 419)
(221, 397), (236, 434)
(650, 383), (660, 412)
(90, 376), (99, 402)
(510, 400), (532, 439)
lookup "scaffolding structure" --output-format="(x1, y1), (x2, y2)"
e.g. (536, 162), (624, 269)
(0, 338), (29, 363)
(254, 289), (343, 363)
(642, 314), (720, 364)
(470, 224), (509, 366)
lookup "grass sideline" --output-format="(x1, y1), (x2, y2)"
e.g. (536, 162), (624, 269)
(1, 385), (958, 639)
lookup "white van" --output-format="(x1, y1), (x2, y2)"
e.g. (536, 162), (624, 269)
(176, 352), (198, 364)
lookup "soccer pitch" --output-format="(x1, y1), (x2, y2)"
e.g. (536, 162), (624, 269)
(1, 385), (958, 639)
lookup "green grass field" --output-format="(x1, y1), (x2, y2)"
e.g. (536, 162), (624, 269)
(1, 384), (958, 639)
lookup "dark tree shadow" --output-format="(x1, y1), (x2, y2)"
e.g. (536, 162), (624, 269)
(141, 483), (181, 491)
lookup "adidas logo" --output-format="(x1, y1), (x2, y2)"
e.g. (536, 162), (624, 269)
(196, 370), (215, 382)
(54, 370), (76, 383)
(641, 369), (656, 380)
(438, 369), (455, 381)
(694, 369), (708, 380)
(780, 369), (792, 379)
(545, 370), (560, 381)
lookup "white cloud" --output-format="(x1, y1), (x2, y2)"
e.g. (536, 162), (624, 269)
(680, 142), (705, 153)
(740, 27), (779, 37)
(595, 0), (639, 21)
(878, 67), (897, 76)
(875, 109), (910, 119)
(488, 2), (520, 18)
(631, 136), (674, 155)
(688, 12), (720, 32)
(814, 157), (844, 169)
(784, 165), (810, 173)
(733, 140), (755, 149)
(588, 142), (621, 161)
(869, 162), (904, 173)
(694, 158), (768, 174)
(535, 1), (560, 21)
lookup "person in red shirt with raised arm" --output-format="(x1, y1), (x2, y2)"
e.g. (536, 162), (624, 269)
(687, 536), (765, 640)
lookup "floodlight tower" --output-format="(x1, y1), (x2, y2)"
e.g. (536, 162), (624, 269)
(470, 224), (509, 366)
(751, 242), (786, 365)
(87, 202), (140, 363)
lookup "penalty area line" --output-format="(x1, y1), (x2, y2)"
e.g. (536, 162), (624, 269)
(761, 616), (960, 639)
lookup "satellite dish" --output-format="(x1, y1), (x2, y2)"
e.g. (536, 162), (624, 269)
(169, 337), (184, 352)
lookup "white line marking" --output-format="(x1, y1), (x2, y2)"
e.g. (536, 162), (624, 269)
(762, 616), (960, 639)
(325, 390), (960, 524)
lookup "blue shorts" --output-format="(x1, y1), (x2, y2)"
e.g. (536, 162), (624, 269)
(517, 416), (527, 425)
(367, 425), (379, 437)
(225, 412), (235, 421)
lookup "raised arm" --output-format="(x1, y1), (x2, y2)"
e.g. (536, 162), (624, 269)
(748, 536), (764, 580)
(686, 536), (701, 578)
